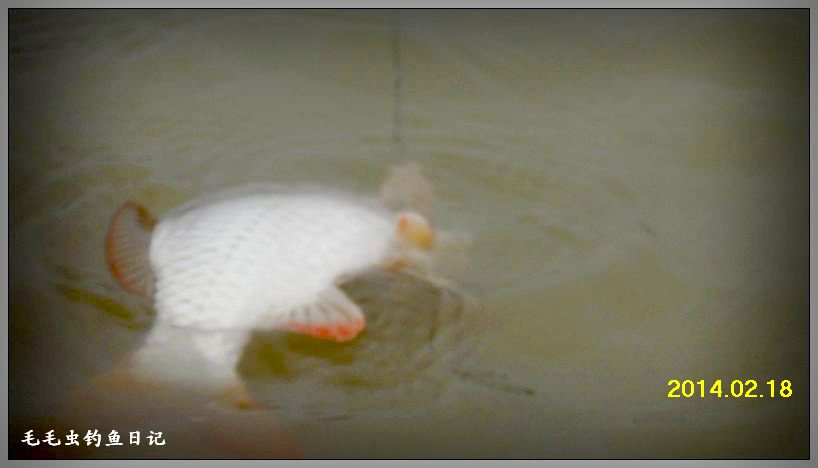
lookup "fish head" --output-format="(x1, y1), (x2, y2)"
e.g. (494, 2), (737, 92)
(395, 211), (435, 251)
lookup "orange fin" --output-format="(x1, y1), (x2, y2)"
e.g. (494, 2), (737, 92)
(105, 201), (156, 297)
(276, 286), (366, 342)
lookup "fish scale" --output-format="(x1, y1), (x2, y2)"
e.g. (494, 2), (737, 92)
(149, 192), (394, 331)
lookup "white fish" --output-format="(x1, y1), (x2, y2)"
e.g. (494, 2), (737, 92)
(104, 167), (437, 408)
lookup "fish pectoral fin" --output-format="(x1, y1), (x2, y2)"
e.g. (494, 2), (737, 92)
(276, 286), (366, 342)
(105, 201), (156, 297)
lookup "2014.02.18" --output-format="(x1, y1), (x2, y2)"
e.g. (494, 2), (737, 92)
(667, 379), (792, 398)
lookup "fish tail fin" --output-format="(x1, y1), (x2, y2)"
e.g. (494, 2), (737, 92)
(105, 201), (156, 297)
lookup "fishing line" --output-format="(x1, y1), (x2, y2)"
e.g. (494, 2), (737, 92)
(391, 9), (406, 160)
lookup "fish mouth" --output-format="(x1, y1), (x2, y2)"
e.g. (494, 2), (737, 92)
(396, 212), (435, 250)
(406, 226), (435, 250)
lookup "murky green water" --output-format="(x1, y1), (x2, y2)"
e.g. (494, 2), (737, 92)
(10, 10), (808, 458)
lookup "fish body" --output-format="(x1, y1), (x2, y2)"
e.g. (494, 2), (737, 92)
(149, 186), (394, 332)
(104, 178), (437, 406)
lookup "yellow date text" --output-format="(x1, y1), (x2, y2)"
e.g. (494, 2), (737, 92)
(666, 379), (792, 399)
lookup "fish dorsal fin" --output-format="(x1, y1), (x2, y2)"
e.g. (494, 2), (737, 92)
(105, 201), (156, 297)
(276, 286), (365, 342)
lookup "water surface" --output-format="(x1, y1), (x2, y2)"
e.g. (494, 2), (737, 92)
(10, 9), (809, 458)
